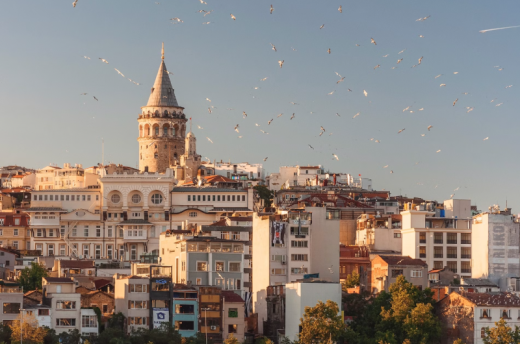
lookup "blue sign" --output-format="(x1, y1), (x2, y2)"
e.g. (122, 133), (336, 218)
(155, 279), (168, 284)
(303, 273), (319, 279)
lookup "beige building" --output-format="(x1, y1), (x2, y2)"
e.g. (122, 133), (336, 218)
(114, 275), (150, 333)
(42, 277), (82, 334)
(222, 290), (246, 342)
(369, 255), (429, 293)
(401, 199), (472, 279)
(0, 285), (23, 326)
(0, 212), (31, 251)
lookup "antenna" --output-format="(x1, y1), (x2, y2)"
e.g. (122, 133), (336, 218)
(102, 138), (104, 166)
(161, 42), (165, 60)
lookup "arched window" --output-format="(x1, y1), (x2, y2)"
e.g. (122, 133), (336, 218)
(163, 125), (169, 136)
(145, 125), (150, 136)
(171, 126), (176, 136)
(151, 193), (163, 204)
(139, 125), (143, 137)
(164, 110), (168, 116)
(132, 194), (141, 204)
(154, 153), (158, 159)
(155, 126), (159, 136)
(111, 194), (120, 204)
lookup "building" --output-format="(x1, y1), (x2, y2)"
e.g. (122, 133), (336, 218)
(401, 200), (473, 279)
(222, 290), (246, 342)
(252, 207), (340, 333)
(172, 284), (199, 337)
(54, 260), (96, 278)
(355, 214), (402, 253)
(199, 286), (223, 342)
(41, 277), (83, 334)
(0, 212), (31, 251)
(78, 289), (114, 321)
(263, 285), (285, 343)
(369, 255), (429, 293)
(436, 291), (520, 344)
(114, 275), (151, 333)
(472, 210), (520, 290)
(284, 280), (342, 342)
(23, 304), (51, 328)
(339, 245), (370, 286)
(0, 284), (23, 326)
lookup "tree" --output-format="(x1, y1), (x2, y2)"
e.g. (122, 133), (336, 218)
(224, 333), (239, 344)
(483, 318), (520, 344)
(253, 185), (274, 208)
(452, 340), (465, 344)
(9, 313), (47, 344)
(298, 300), (344, 344)
(58, 329), (81, 344)
(343, 271), (360, 290)
(0, 323), (12, 344)
(43, 327), (58, 344)
(18, 262), (48, 292)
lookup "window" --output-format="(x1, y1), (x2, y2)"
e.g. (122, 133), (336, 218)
(227, 278), (235, 290)
(228, 308), (238, 318)
(221, 232), (230, 240)
(461, 247), (471, 259)
(271, 255), (286, 262)
(229, 262), (241, 272)
(290, 227), (309, 235)
(419, 246), (426, 258)
(188, 195), (191, 202)
(242, 195), (245, 202)
(72, 227), (77, 237)
(411, 270), (422, 278)
(84, 226), (89, 237)
(129, 301), (148, 309)
(60, 227), (65, 238)
(502, 309), (511, 319)
(129, 284), (148, 293)
(291, 267), (308, 274)
(47, 244), (54, 255)
(481, 309), (491, 318)
(38, 309), (49, 316)
(418, 232), (426, 243)
(82, 315), (97, 328)
(119, 228), (124, 237)
(481, 327), (488, 338)
(36, 229), (41, 237)
(95, 245), (101, 259)
(13, 229), (18, 236)
(447, 261), (457, 273)
(102, 304), (108, 314)
(461, 261), (471, 274)
(447, 233), (457, 244)
(291, 240), (308, 248)
(111, 194), (120, 204)
(197, 262), (207, 271)
(189, 212), (197, 218)
(216, 262), (224, 271)
(83, 244), (89, 258)
(232, 232), (240, 240)
(175, 304), (194, 314)
(48, 228), (54, 237)
(3, 303), (20, 314)
(132, 194), (141, 204)
(119, 245), (124, 259)
(131, 245), (137, 260)
(291, 254), (308, 261)
(71, 195), (75, 201)
(228, 324), (237, 333)
(129, 317), (148, 326)
(96, 226), (101, 237)
(175, 321), (194, 331)
(271, 268), (286, 275)
(56, 318), (76, 327)
(196, 278), (202, 285)
(394, 233), (401, 238)
(56, 301), (76, 309)
(461, 233), (471, 244)
(60, 244), (66, 256)
(391, 269), (403, 278)
(151, 193), (163, 204)
(107, 226), (112, 237)
(434, 233), (443, 244)
(227, 195), (230, 201)
(447, 247), (457, 258)
(434, 247), (443, 258)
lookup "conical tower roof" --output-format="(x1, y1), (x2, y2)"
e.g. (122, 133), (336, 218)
(146, 44), (179, 107)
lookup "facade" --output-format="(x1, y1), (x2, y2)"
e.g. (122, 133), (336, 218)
(263, 285), (285, 343)
(252, 207), (340, 333)
(78, 289), (115, 321)
(199, 286), (223, 342)
(437, 291), (520, 344)
(55, 260), (96, 278)
(0, 285), (23, 325)
(222, 290), (246, 342)
(80, 308), (99, 338)
(339, 245), (370, 286)
(355, 213), (402, 252)
(0, 212), (31, 251)
(369, 255), (429, 293)
(114, 275), (151, 333)
(401, 200), (473, 279)
(42, 277), (82, 334)
(284, 280), (342, 342)
(172, 284), (199, 337)
(472, 212), (520, 290)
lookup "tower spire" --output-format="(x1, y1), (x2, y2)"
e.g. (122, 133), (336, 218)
(161, 42), (164, 60)
(189, 117), (192, 133)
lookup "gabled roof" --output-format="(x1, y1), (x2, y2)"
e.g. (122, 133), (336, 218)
(146, 56), (179, 107)
(222, 290), (244, 303)
(94, 279), (113, 290)
(209, 219), (227, 226)
(376, 255), (427, 267)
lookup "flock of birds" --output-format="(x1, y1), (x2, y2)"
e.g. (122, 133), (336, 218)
(69, 1), (518, 201)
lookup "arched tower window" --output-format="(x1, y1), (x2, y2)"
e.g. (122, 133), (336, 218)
(163, 124), (169, 137)
(164, 110), (169, 116)
(139, 125), (143, 137)
(154, 152), (158, 159)
(145, 124), (150, 136)
(154, 125), (159, 136)
(171, 126), (176, 136)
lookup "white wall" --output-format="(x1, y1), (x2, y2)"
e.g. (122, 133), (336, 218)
(252, 213), (272, 334)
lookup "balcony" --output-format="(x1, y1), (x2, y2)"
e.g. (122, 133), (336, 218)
(123, 230), (147, 241)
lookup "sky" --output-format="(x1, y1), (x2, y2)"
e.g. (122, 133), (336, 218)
(1, 0), (519, 213)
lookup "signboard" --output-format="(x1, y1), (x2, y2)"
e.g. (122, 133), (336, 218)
(270, 221), (286, 247)
(291, 219), (308, 225)
(153, 308), (169, 329)
(303, 273), (319, 279)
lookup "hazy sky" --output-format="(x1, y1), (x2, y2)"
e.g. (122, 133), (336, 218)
(1, 1), (519, 212)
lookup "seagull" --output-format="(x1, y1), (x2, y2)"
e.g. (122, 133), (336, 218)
(319, 24), (325, 29)
(398, 128), (405, 133)
(374, 64), (381, 70)
(308, 144), (314, 150)
(93, 96), (98, 101)
(347, 89), (352, 92)
(206, 98), (211, 102)
(290, 102), (299, 105)
(353, 112), (360, 119)
(418, 56), (423, 64)
(199, 0), (207, 3)
(483, 137), (489, 141)
(277, 113), (283, 118)
(419, 35), (424, 38)
(80, 93), (87, 95)
(383, 165), (388, 168)
(375, 140), (380, 143)
(197, 125), (204, 130)
(208, 107), (212, 114)
(496, 103), (503, 107)
(338, 5), (342, 13)
(427, 125), (433, 131)
(363, 90), (368, 97)
(206, 137), (213, 144)
(328, 90), (335, 95)
(255, 123), (260, 127)
(327, 48), (331, 54)
(336, 113), (341, 117)
(230, 14), (236, 20)
(398, 49), (406, 54)
(290, 113), (295, 120)
(234, 125), (239, 132)
(319, 132), (324, 137)
(73, 0), (79, 7)
(291, 47), (297, 51)
(419, 108), (424, 111)
(243, 111), (247, 118)
(397, 58), (403, 64)
(390, 170), (394, 174)
(453, 72), (459, 74)
(435, 74), (442, 79)
(320, 126), (326, 132)
(355, 44), (360, 47)
(278, 60), (284, 68)
(264, 157), (268, 161)
(505, 85), (513, 88)
(260, 130), (268, 134)
(203, 22), (211, 25)
(99, 58), (109, 64)
(260, 77), (268, 81)
(270, 43), (277, 52)
(332, 154), (339, 160)
(453, 98), (458, 106)
(466, 107), (474, 113)
(436, 149), (441, 153)
(403, 106), (411, 112)
(268, 119), (274, 125)
(270, 4), (274, 14)
(416, 15), (430, 22)
(450, 194), (455, 199)
(114, 68), (125, 77)
(371, 38), (377, 45)
(166, 70), (174, 75)
(203, 10), (213, 17)
(440, 84), (446, 87)
(83, 56), (90, 59)
(170, 17), (183, 23)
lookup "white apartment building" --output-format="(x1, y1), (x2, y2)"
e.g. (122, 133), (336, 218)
(472, 211), (520, 290)
(114, 275), (152, 334)
(401, 199), (472, 279)
(210, 161), (264, 181)
(252, 207), (340, 333)
(42, 277), (83, 335)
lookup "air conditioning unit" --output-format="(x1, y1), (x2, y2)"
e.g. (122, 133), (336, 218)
(210, 326), (217, 330)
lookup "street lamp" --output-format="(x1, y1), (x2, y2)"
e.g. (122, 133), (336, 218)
(201, 307), (210, 344)
(20, 307), (26, 344)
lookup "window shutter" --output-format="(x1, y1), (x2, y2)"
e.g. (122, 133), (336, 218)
(128, 300), (131, 309)
(128, 284), (130, 293)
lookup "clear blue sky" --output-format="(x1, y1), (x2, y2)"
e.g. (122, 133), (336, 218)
(1, 0), (519, 212)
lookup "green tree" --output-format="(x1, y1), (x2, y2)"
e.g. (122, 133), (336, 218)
(18, 262), (48, 292)
(253, 185), (274, 208)
(483, 318), (520, 344)
(224, 333), (240, 344)
(9, 313), (48, 344)
(298, 300), (344, 344)
(343, 271), (360, 290)
(58, 329), (81, 344)
(0, 323), (12, 344)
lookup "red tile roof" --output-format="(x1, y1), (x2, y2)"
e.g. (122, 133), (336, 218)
(458, 292), (520, 307)
(210, 219), (227, 226)
(0, 213), (30, 226)
(222, 290), (244, 303)
(377, 255), (427, 267)
(94, 279), (113, 290)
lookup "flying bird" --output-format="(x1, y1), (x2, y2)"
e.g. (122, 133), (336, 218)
(403, 106), (411, 112)
(277, 113), (283, 118)
(72, 0), (78, 7)
(197, 125), (203, 130)
(505, 85), (513, 88)
(290, 102), (299, 105)
(436, 150), (441, 153)
(268, 119), (273, 125)
(319, 24), (325, 29)
(440, 84), (446, 87)
(243, 111), (247, 118)
(418, 56), (423, 64)
(483, 137), (489, 141)
(278, 60), (284, 68)
(270, 43), (277, 52)
(427, 125), (433, 131)
(99, 58), (109, 64)
(371, 38), (377, 45)
(383, 165), (388, 168)
(398, 49), (406, 54)
(416, 15), (430, 22)
(308, 144), (314, 150)
(80, 93), (87, 96)
(390, 170), (394, 174)
(332, 154), (339, 160)
(290, 113), (295, 120)
(230, 14), (236, 20)
(270, 4), (274, 14)
(93, 96), (98, 101)
(260, 77), (268, 81)
(397, 58), (403, 64)
(353, 112), (360, 119)
(260, 130), (268, 134)
(206, 98), (211, 102)
(398, 128), (405, 133)
(206, 137), (213, 144)
(83, 56), (90, 59)
(320, 126), (326, 132)
(328, 90), (335, 95)
(327, 48), (331, 54)
(208, 107), (212, 114)
(170, 17), (183, 23)
(466, 107), (474, 113)
(336, 113), (341, 117)
(363, 90), (368, 97)
(263, 157), (268, 161)
(453, 72), (459, 74)
(114, 68), (125, 77)
(383, 54), (389, 57)
(374, 64), (381, 70)
(479, 25), (520, 33)
(234, 124), (239, 132)
(453, 98), (458, 106)
(338, 5), (342, 13)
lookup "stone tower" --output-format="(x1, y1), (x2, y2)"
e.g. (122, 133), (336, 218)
(179, 123), (202, 182)
(138, 43), (187, 173)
